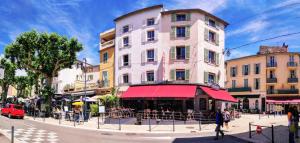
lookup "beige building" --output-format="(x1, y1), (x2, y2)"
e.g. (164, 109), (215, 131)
(226, 44), (299, 112)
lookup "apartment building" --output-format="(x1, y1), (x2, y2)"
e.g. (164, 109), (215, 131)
(99, 28), (115, 94)
(114, 5), (227, 90)
(226, 44), (299, 112)
(109, 5), (236, 112)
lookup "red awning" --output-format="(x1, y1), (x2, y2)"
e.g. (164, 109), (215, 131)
(267, 99), (300, 104)
(200, 86), (238, 102)
(121, 85), (197, 99)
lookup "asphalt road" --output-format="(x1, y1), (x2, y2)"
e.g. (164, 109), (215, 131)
(0, 115), (248, 143)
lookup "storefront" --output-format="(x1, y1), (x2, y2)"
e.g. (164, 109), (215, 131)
(121, 84), (237, 113)
(267, 97), (300, 113)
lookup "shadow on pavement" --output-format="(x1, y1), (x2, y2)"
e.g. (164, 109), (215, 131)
(172, 135), (250, 143)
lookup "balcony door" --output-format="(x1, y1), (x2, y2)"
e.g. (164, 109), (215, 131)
(269, 56), (275, 64)
(102, 71), (108, 87)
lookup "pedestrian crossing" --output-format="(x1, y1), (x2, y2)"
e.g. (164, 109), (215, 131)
(3, 127), (59, 143)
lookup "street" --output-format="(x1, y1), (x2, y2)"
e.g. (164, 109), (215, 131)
(0, 116), (248, 143)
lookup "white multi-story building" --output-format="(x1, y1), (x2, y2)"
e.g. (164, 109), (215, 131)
(114, 5), (228, 91)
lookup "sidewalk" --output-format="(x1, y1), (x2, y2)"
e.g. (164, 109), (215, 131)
(25, 114), (289, 142)
(0, 131), (10, 143)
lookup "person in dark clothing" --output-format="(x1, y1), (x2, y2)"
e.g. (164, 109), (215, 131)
(214, 109), (224, 140)
(293, 106), (299, 138)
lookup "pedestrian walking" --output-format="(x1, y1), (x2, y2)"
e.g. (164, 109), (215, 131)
(214, 109), (224, 140)
(288, 107), (295, 143)
(293, 106), (299, 138)
(223, 109), (230, 130)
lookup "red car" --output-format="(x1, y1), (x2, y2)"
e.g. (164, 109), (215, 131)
(1, 104), (24, 119)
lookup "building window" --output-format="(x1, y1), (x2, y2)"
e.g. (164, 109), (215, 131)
(244, 79), (248, 87)
(176, 46), (186, 60)
(147, 49), (154, 62)
(208, 51), (216, 64)
(102, 71), (108, 87)
(88, 75), (93, 80)
(208, 73), (215, 83)
(255, 64), (260, 74)
(269, 56), (276, 64)
(243, 65), (250, 75)
(290, 55), (294, 62)
(208, 31), (216, 43)
(176, 14), (186, 21)
(290, 70), (296, 78)
(147, 30), (155, 41)
(291, 85), (296, 90)
(269, 70), (275, 78)
(232, 80), (236, 88)
(147, 18), (155, 26)
(123, 37), (129, 47)
(254, 78), (260, 90)
(230, 67), (237, 77)
(199, 98), (207, 110)
(176, 70), (185, 80)
(123, 25), (129, 33)
(123, 74), (129, 84)
(146, 71), (154, 82)
(208, 19), (216, 28)
(176, 26), (186, 38)
(103, 52), (108, 63)
(123, 54), (129, 66)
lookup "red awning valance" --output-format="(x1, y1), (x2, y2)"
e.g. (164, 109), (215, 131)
(121, 85), (197, 99)
(200, 86), (238, 102)
(267, 99), (300, 104)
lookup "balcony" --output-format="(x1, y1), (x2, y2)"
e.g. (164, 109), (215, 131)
(266, 78), (277, 83)
(228, 87), (252, 92)
(99, 80), (110, 88)
(101, 40), (114, 50)
(267, 89), (299, 94)
(287, 61), (298, 67)
(288, 78), (298, 83)
(266, 62), (277, 68)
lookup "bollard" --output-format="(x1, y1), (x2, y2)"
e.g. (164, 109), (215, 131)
(43, 112), (45, 122)
(148, 117), (151, 132)
(11, 126), (14, 143)
(249, 123), (251, 138)
(59, 114), (61, 125)
(199, 118), (201, 131)
(33, 110), (35, 120)
(271, 125), (274, 143)
(172, 112), (175, 132)
(73, 114), (76, 127)
(259, 113), (260, 120)
(268, 113), (269, 118)
(118, 116), (121, 130)
(102, 113), (104, 124)
(274, 112), (275, 118)
(97, 113), (100, 129)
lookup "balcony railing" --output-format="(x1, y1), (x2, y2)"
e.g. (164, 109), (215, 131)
(287, 61), (298, 67)
(267, 78), (277, 83)
(101, 40), (114, 49)
(267, 62), (277, 67)
(267, 89), (299, 94)
(228, 87), (252, 92)
(288, 78), (298, 83)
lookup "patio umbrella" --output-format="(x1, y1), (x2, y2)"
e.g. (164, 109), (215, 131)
(72, 102), (84, 106)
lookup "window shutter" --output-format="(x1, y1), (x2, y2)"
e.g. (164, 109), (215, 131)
(154, 49), (158, 62)
(242, 65), (245, 75)
(216, 33), (219, 45)
(185, 46), (190, 59)
(216, 53), (220, 65)
(141, 72), (145, 82)
(216, 22), (220, 30)
(142, 20), (146, 27)
(171, 14), (176, 22)
(230, 68), (233, 77)
(141, 51), (145, 64)
(118, 56), (122, 68)
(154, 30), (158, 41)
(215, 73), (218, 84)
(128, 36), (132, 46)
(248, 64), (251, 74)
(204, 71), (208, 83)
(204, 16), (209, 25)
(128, 73), (131, 84)
(118, 39), (122, 48)
(129, 24), (133, 32)
(186, 13), (191, 21)
(185, 69), (190, 81)
(204, 28), (209, 41)
(118, 28), (123, 35)
(154, 70), (157, 82)
(141, 30), (145, 43)
(236, 66), (238, 76)
(204, 48), (209, 62)
(170, 46), (176, 60)
(186, 25), (190, 38)
(170, 69), (175, 81)
(128, 54), (131, 66)
(170, 26), (176, 39)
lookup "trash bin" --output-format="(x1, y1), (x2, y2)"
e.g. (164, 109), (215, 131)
(135, 113), (142, 125)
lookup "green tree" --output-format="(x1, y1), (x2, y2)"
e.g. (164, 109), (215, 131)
(5, 30), (83, 111)
(0, 59), (16, 106)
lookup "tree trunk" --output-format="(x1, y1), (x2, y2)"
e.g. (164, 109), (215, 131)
(46, 76), (54, 115)
(1, 84), (9, 106)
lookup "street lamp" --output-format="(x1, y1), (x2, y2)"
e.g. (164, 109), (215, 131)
(77, 58), (88, 121)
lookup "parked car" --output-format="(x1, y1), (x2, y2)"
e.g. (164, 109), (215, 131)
(1, 104), (24, 119)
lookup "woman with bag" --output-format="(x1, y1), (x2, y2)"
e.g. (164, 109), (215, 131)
(224, 109), (230, 130)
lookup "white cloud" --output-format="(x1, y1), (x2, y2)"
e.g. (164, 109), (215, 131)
(168, 0), (228, 13)
(225, 50), (253, 60)
(227, 18), (269, 37)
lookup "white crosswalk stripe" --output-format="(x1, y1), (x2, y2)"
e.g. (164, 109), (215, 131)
(3, 127), (59, 143)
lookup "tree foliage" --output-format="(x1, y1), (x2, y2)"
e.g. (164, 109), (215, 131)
(0, 59), (16, 105)
(5, 30), (83, 110)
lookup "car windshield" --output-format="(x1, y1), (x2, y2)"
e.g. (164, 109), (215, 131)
(14, 105), (23, 109)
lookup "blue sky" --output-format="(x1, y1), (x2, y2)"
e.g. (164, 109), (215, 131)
(0, 0), (300, 65)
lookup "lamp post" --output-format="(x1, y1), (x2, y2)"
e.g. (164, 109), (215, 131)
(77, 58), (88, 121)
